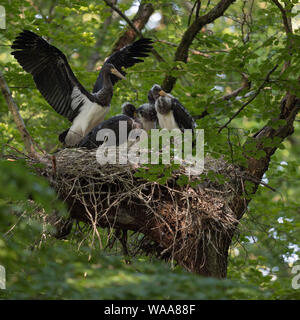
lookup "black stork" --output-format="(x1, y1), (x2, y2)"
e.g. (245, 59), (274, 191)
(121, 102), (137, 119)
(122, 86), (158, 132)
(78, 102), (141, 150)
(136, 103), (157, 131)
(11, 30), (153, 146)
(149, 84), (196, 131)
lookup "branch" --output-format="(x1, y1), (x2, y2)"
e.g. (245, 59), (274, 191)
(110, 1), (154, 53)
(247, 95), (299, 187)
(218, 65), (278, 133)
(156, 39), (210, 57)
(103, 0), (164, 62)
(222, 73), (251, 101)
(103, 0), (142, 37)
(271, 0), (293, 34)
(194, 72), (251, 120)
(0, 71), (46, 161)
(86, 0), (117, 72)
(272, 0), (294, 74)
(162, 0), (236, 92)
(231, 2), (299, 220)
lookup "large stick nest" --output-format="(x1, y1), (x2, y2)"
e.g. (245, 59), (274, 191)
(30, 148), (244, 271)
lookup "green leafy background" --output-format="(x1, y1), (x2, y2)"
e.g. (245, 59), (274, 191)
(0, 0), (299, 299)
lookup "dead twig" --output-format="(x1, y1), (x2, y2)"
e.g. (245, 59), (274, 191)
(218, 65), (278, 133)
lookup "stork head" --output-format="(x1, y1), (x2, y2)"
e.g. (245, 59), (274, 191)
(149, 84), (162, 101)
(122, 102), (137, 119)
(137, 103), (157, 122)
(155, 92), (173, 115)
(105, 63), (126, 79)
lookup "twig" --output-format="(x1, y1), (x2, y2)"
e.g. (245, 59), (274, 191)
(103, 0), (142, 37)
(271, 0), (293, 75)
(241, 0), (254, 44)
(243, 174), (276, 192)
(0, 71), (48, 161)
(194, 72), (251, 120)
(86, 0), (117, 71)
(218, 65), (278, 133)
(103, 0), (165, 62)
(162, 0), (236, 92)
(187, 0), (199, 27)
(156, 39), (210, 57)
(222, 73), (251, 100)
(271, 0), (293, 34)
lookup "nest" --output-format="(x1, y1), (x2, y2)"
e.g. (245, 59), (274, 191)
(30, 148), (243, 272)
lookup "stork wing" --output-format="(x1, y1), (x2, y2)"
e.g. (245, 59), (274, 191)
(93, 38), (153, 93)
(11, 30), (94, 121)
(78, 115), (132, 149)
(172, 98), (196, 131)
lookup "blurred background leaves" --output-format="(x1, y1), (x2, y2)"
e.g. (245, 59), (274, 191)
(0, 0), (299, 299)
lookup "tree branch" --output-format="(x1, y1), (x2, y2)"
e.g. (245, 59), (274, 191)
(103, 0), (143, 37)
(194, 72), (251, 120)
(109, 1), (154, 53)
(271, 0), (293, 34)
(156, 39), (211, 57)
(218, 65), (278, 133)
(103, 0), (164, 62)
(162, 0), (236, 92)
(272, 0), (294, 74)
(86, 0), (117, 72)
(231, 1), (299, 221)
(0, 71), (47, 161)
(246, 71), (300, 183)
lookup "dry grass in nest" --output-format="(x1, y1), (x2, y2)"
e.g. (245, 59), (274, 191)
(29, 147), (243, 270)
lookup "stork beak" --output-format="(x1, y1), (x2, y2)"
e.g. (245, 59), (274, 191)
(111, 68), (126, 79)
(159, 90), (167, 97)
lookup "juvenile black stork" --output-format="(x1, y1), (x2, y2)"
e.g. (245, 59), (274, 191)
(121, 102), (137, 119)
(149, 84), (196, 131)
(11, 30), (153, 146)
(124, 86), (158, 131)
(78, 103), (141, 150)
(136, 103), (157, 131)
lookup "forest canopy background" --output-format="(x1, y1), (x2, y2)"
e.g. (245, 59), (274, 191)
(0, 0), (300, 299)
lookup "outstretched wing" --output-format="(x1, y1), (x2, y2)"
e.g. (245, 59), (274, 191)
(11, 30), (95, 121)
(172, 98), (196, 131)
(93, 38), (153, 93)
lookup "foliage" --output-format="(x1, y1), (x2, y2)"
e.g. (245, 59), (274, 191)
(0, 0), (299, 299)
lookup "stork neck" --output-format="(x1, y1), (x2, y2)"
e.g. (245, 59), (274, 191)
(102, 70), (113, 89)
(95, 71), (113, 106)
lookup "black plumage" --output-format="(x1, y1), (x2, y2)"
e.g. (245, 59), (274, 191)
(136, 103), (157, 131)
(11, 30), (153, 146)
(78, 115), (140, 150)
(93, 38), (153, 93)
(12, 30), (93, 121)
(126, 85), (159, 131)
(121, 95), (157, 132)
(121, 102), (137, 119)
(148, 84), (161, 100)
(150, 86), (196, 132)
(78, 101), (141, 149)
